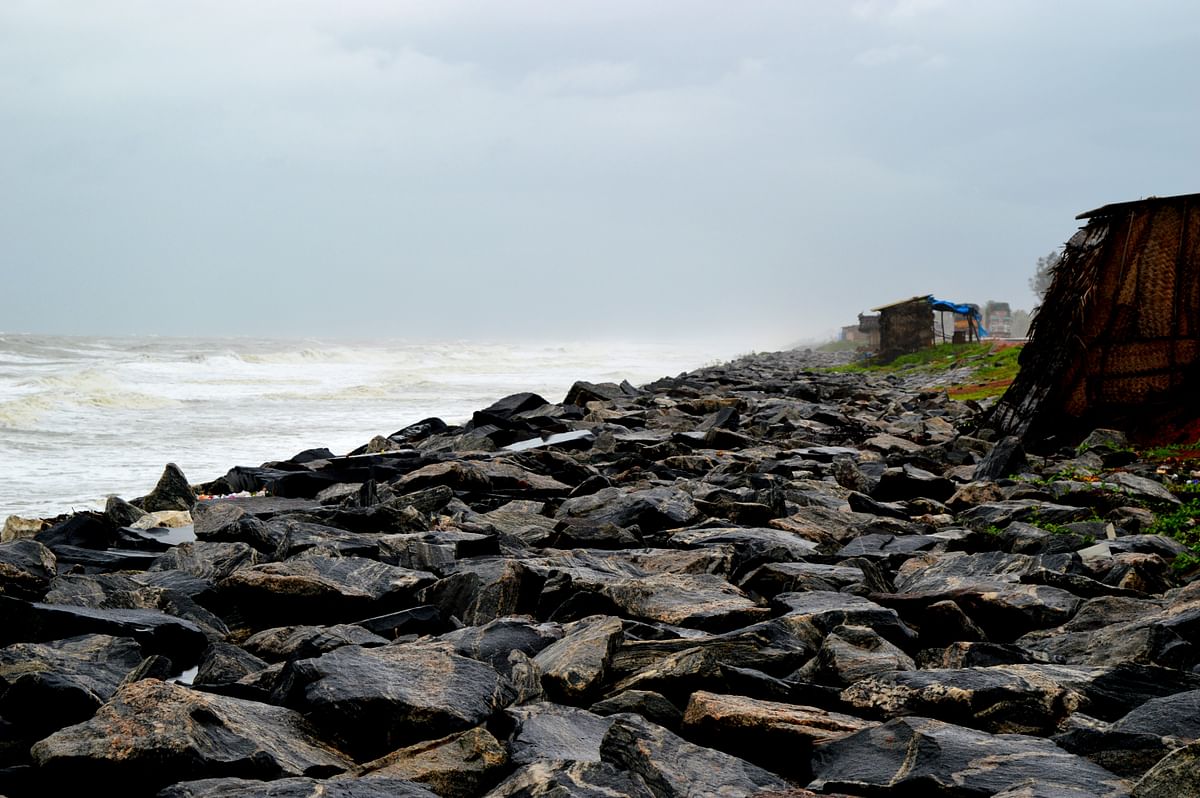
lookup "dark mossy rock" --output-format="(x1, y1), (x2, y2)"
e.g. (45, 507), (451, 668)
(158, 775), (439, 798)
(599, 712), (790, 795)
(484, 760), (656, 797)
(193, 641), (269, 689)
(0, 540), (57, 601)
(0, 634), (145, 737)
(439, 616), (562, 677)
(142, 463), (198, 512)
(150, 541), (263, 582)
(218, 555), (435, 627)
(681, 690), (877, 781)
(417, 559), (546, 627)
(0, 596), (207, 665)
(555, 486), (701, 533)
(1131, 740), (1200, 798)
(360, 726), (508, 798)
(772, 590), (917, 649)
(810, 716), (1130, 797)
(274, 643), (516, 760)
(590, 689), (683, 730)
(242, 624), (388, 663)
(532, 615), (622, 702)
(839, 665), (1089, 735)
(795, 624), (916, 687)
(504, 702), (615, 765)
(30, 679), (351, 795)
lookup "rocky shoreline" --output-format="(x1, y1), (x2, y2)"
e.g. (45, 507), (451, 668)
(2, 348), (1199, 797)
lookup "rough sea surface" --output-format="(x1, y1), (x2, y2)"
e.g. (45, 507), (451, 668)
(0, 335), (738, 518)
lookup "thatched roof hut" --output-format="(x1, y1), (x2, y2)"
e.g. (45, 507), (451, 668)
(873, 296), (933, 363)
(991, 192), (1200, 445)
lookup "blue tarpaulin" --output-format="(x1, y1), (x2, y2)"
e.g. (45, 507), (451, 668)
(930, 297), (988, 338)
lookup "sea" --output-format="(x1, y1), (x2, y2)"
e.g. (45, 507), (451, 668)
(0, 335), (746, 520)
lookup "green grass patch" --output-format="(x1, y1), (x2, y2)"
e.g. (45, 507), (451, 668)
(1146, 498), (1200, 571)
(824, 342), (1023, 401)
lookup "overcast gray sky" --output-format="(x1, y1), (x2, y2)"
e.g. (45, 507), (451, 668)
(2, 1), (1197, 348)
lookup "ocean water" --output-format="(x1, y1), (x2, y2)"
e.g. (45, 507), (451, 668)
(0, 335), (740, 519)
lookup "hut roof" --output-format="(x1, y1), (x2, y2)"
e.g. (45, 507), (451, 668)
(1076, 191), (1200, 220)
(871, 295), (931, 312)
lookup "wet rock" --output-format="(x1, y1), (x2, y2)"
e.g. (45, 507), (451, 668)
(682, 691), (877, 780)
(919, 641), (1040, 668)
(532, 616), (622, 702)
(242, 624), (388, 662)
(973, 435), (1026, 481)
(840, 665), (1089, 734)
(773, 590), (917, 649)
(599, 573), (767, 632)
(483, 760), (655, 798)
(193, 642), (269, 689)
(417, 559), (545, 627)
(1112, 688), (1200, 739)
(668, 526), (819, 575)
(740, 561), (866, 598)
(361, 726), (508, 797)
(505, 702), (615, 765)
(440, 616), (562, 677)
(0, 634), (145, 736)
(219, 555), (434, 627)
(151, 541), (263, 582)
(590, 690), (682, 729)
(960, 499), (1093, 529)
(545, 520), (642, 550)
(555, 486), (700, 533)
(158, 776), (439, 797)
(0, 596), (207, 665)
(872, 463), (955, 502)
(599, 712), (790, 795)
(143, 463), (198, 512)
(396, 460), (571, 497)
(276, 643), (515, 760)
(378, 530), (499, 576)
(0, 540), (57, 601)
(104, 495), (147, 528)
(887, 551), (1082, 639)
(354, 606), (447, 640)
(1017, 596), (1193, 668)
(30, 679), (351, 793)
(192, 503), (279, 552)
(796, 624), (916, 687)
(810, 716), (1130, 797)
(1131, 740), (1200, 798)
(42, 572), (229, 639)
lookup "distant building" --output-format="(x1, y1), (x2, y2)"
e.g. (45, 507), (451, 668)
(840, 313), (881, 349)
(984, 301), (1013, 338)
(873, 296), (934, 363)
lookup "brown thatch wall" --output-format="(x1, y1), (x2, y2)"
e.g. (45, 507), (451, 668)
(991, 193), (1200, 445)
(878, 298), (933, 363)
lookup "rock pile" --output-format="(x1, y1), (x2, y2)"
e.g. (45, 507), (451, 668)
(2, 348), (1199, 797)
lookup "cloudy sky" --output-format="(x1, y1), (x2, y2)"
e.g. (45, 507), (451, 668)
(2, 1), (1197, 347)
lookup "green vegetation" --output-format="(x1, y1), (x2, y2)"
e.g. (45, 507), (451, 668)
(825, 342), (1023, 401)
(1145, 498), (1200, 571)
(1142, 439), (1200, 461)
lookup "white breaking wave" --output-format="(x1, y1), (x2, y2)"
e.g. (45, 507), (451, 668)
(0, 334), (740, 519)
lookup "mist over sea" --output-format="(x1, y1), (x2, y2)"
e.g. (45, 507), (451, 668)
(0, 335), (744, 519)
